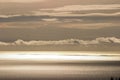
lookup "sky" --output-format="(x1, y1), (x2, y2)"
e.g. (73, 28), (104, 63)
(0, 0), (120, 51)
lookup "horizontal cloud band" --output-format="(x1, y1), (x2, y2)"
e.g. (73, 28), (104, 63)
(0, 37), (120, 46)
(0, 12), (120, 18)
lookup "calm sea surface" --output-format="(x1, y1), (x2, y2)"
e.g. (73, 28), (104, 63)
(0, 51), (120, 80)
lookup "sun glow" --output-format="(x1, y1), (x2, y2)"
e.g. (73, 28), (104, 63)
(0, 51), (120, 61)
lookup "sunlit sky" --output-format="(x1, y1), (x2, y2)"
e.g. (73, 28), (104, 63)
(0, 0), (120, 51)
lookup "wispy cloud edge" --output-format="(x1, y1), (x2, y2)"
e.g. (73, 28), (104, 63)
(0, 37), (120, 46)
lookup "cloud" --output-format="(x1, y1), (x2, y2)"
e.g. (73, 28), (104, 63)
(0, 11), (120, 20)
(0, 12), (120, 23)
(0, 37), (120, 46)
(0, 15), (21, 18)
(32, 9), (120, 17)
(0, 4), (119, 30)
(1, 21), (120, 29)
(0, 22), (47, 28)
(0, 0), (45, 3)
(52, 4), (120, 11)
(0, 11), (72, 18)
(59, 23), (120, 29)
(62, 12), (120, 17)
(80, 12), (120, 16)
(42, 18), (59, 22)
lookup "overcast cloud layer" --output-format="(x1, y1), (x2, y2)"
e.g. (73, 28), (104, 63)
(0, 0), (120, 51)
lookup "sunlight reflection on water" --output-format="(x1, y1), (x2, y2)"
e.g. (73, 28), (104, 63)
(0, 51), (120, 80)
(0, 51), (120, 61)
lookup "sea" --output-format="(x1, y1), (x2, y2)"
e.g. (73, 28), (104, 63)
(0, 51), (120, 80)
